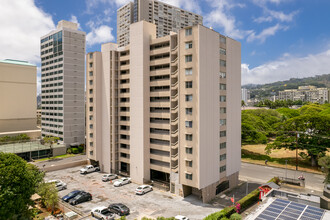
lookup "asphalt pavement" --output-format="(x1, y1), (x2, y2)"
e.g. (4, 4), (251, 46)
(239, 162), (325, 192)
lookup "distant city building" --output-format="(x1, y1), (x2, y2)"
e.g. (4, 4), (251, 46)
(86, 19), (241, 203)
(117, 0), (203, 46)
(0, 59), (37, 133)
(40, 20), (86, 145)
(279, 86), (329, 104)
(241, 88), (250, 103)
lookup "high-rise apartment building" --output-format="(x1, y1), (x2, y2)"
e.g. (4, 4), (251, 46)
(86, 20), (241, 202)
(0, 59), (37, 132)
(117, 0), (203, 46)
(241, 88), (250, 103)
(40, 20), (85, 145)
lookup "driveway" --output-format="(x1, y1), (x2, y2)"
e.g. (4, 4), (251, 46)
(45, 166), (220, 220)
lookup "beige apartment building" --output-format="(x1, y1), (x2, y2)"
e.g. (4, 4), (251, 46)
(0, 59), (37, 133)
(40, 20), (85, 145)
(279, 85), (329, 104)
(117, 0), (203, 46)
(86, 20), (241, 202)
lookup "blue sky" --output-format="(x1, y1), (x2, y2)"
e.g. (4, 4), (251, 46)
(1, 0), (330, 91)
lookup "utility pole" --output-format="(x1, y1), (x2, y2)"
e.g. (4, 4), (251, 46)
(296, 132), (299, 171)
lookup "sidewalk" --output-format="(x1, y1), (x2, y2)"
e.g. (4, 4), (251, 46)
(242, 158), (323, 175)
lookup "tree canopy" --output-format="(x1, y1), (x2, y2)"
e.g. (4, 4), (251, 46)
(0, 153), (44, 219)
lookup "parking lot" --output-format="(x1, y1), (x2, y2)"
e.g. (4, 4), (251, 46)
(45, 166), (220, 219)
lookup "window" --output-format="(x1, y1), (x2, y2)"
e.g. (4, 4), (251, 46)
(185, 68), (192, 75)
(89, 71), (93, 76)
(89, 53), (93, 59)
(90, 133), (93, 138)
(186, 108), (192, 115)
(89, 124), (93, 129)
(220, 131), (226, 137)
(186, 134), (193, 141)
(89, 98), (93, 103)
(220, 84), (226, 90)
(220, 60), (226, 67)
(220, 154), (226, 161)
(185, 28), (192, 36)
(220, 36), (226, 44)
(185, 41), (192, 49)
(220, 165), (226, 173)
(220, 119), (226, 126)
(185, 121), (193, 128)
(89, 150), (93, 156)
(89, 80), (93, 86)
(185, 81), (193, 88)
(220, 142), (226, 149)
(185, 95), (192, 102)
(220, 96), (226, 102)
(220, 48), (226, 55)
(89, 63), (93, 68)
(220, 107), (226, 114)
(186, 147), (193, 154)
(185, 55), (192, 62)
(185, 173), (192, 180)
(89, 89), (93, 94)
(89, 115), (93, 120)
(89, 107), (93, 112)
(186, 160), (193, 167)
(220, 72), (226, 78)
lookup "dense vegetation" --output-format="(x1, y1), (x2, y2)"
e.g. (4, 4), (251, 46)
(243, 74), (330, 99)
(0, 133), (30, 145)
(242, 104), (330, 167)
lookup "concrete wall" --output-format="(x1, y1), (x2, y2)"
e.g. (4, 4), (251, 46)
(226, 38), (241, 177)
(129, 21), (156, 184)
(0, 62), (37, 132)
(43, 159), (87, 172)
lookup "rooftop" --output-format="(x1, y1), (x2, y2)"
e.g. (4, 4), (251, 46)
(0, 59), (36, 67)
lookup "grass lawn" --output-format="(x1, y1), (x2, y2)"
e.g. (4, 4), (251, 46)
(241, 144), (326, 174)
(34, 153), (79, 162)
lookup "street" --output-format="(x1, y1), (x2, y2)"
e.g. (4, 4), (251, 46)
(240, 162), (325, 192)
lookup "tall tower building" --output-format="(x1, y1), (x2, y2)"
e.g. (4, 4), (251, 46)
(86, 20), (241, 202)
(40, 20), (86, 145)
(117, 0), (203, 46)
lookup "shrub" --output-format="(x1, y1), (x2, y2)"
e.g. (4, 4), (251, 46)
(66, 148), (72, 154)
(236, 188), (259, 212)
(204, 207), (235, 220)
(230, 213), (242, 220)
(78, 145), (84, 153)
(71, 148), (79, 154)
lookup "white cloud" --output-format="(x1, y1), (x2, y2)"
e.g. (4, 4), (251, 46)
(86, 25), (115, 46)
(69, 15), (82, 30)
(254, 9), (299, 23)
(241, 49), (330, 85)
(247, 24), (287, 43)
(0, 0), (55, 64)
(204, 0), (251, 40)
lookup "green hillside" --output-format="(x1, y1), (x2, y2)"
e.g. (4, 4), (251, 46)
(243, 74), (330, 99)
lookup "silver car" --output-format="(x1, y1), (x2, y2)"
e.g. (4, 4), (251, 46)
(102, 174), (118, 182)
(91, 206), (115, 220)
(113, 177), (131, 187)
(135, 185), (153, 195)
(46, 180), (67, 191)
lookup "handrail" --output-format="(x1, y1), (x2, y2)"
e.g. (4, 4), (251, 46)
(171, 93), (178, 100)
(171, 69), (178, 75)
(171, 57), (178, 63)
(171, 153), (178, 158)
(172, 80), (178, 87)
(171, 141), (178, 146)
(171, 117), (178, 123)
(171, 129), (178, 134)
(171, 45), (178, 51)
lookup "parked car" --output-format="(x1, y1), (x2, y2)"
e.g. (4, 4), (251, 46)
(80, 165), (100, 174)
(175, 215), (189, 220)
(62, 190), (82, 202)
(69, 191), (92, 205)
(102, 174), (118, 182)
(46, 180), (67, 191)
(108, 203), (130, 216)
(135, 185), (153, 195)
(91, 206), (115, 220)
(113, 177), (131, 187)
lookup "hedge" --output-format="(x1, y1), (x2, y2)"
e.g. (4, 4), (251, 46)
(71, 148), (79, 154)
(204, 177), (278, 220)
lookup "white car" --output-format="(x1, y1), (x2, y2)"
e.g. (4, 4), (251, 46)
(102, 174), (118, 182)
(46, 180), (67, 191)
(91, 206), (115, 220)
(80, 165), (100, 174)
(113, 177), (131, 187)
(175, 215), (189, 220)
(135, 185), (153, 195)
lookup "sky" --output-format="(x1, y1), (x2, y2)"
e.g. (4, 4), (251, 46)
(1, 0), (330, 94)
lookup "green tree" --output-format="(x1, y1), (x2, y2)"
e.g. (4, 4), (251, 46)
(43, 136), (60, 158)
(0, 153), (44, 219)
(241, 100), (246, 107)
(266, 114), (330, 166)
(38, 182), (59, 214)
(318, 156), (330, 184)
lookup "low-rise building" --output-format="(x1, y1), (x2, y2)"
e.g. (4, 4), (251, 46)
(279, 86), (329, 104)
